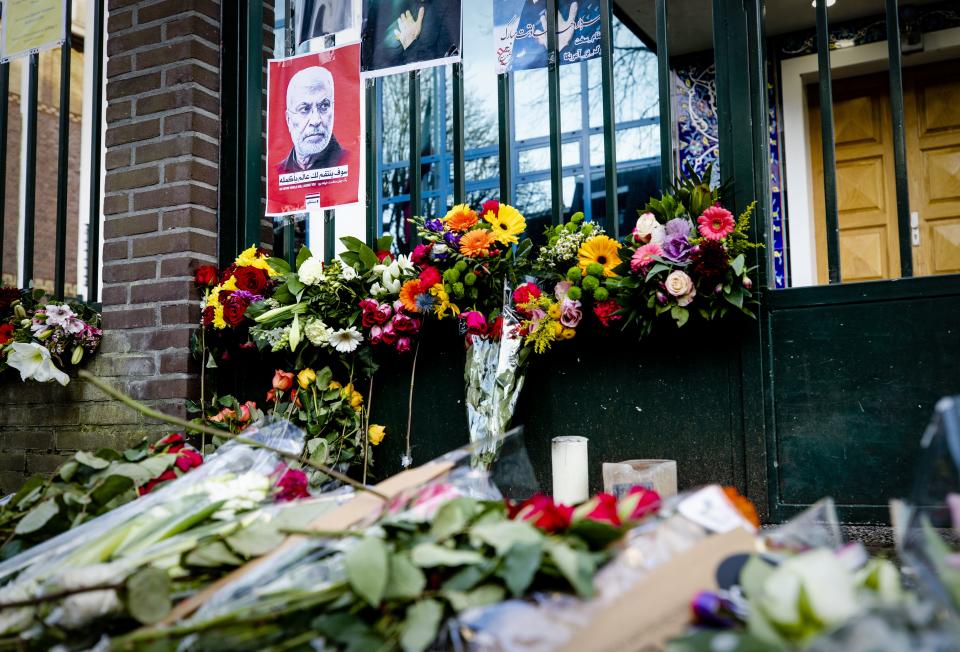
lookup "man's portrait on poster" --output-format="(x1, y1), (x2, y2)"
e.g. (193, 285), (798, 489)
(277, 66), (349, 175)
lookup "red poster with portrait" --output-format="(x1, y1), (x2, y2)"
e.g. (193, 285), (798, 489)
(266, 45), (361, 215)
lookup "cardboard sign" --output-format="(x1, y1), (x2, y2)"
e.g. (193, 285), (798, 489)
(266, 45), (362, 215)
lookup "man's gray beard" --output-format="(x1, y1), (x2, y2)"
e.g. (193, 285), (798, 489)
(296, 130), (332, 159)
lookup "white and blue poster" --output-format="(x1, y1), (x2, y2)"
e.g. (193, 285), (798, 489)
(494, 0), (602, 74)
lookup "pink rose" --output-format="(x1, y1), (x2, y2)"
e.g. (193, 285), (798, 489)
(374, 303), (393, 325)
(560, 299), (582, 328)
(554, 280), (572, 301)
(393, 312), (417, 333)
(462, 311), (487, 334)
(361, 312), (377, 328)
(381, 321), (397, 345)
(396, 337), (411, 353)
(665, 270), (696, 307)
(359, 298), (378, 314)
(369, 325), (383, 345)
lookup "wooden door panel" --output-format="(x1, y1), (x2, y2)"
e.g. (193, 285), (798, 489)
(916, 79), (960, 135)
(836, 157), (887, 219)
(922, 146), (960, 204)
(930, 220), (960, 274)
(840, 228), (887, 280)
(834, 96), (882, 145)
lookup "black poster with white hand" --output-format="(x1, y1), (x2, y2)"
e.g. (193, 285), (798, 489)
(360, 0), (462, 77)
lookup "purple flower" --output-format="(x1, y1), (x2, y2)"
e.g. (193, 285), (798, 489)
(691, 591), (738, 629)
(425, 218), (443, 232)
(443, 231), (461, 247)
(662, 236), (694, 263)
(233, 290), (264, 303)
(665, 218), (692, 239)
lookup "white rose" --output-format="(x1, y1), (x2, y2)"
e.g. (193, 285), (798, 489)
(665, 270), (696, 306)
(634, 212), (665, 245)
(298, 257), (325, 285)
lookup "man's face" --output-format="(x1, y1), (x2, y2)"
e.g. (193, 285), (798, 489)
(286, 79), (334, 158)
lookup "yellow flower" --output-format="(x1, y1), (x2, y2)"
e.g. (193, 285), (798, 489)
(484, 203), (526, 245)
(547, 303), (561, 320)
(235, 246), (280, 276)
(553, 322), (563, 335)
(560, 327), (576, 340)
(212, 304), (226, 329)
(578, 235), (622, 277)
(350, 390), (364, 412)
(328, 380), (342, 390)
(368, 424), (386, 446)
(297, 368), (316, 389)
(430, 284), (460, 319)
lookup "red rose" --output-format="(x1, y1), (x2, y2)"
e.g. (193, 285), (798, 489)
(419, 266), (441, 290)
(575, 493), (621, 526)
(272, 369), (294, 391)
(361, 311), (378, 328)
(233, 266), (269, 294)
(512, 282), (541, 309)
(376, 250), (393, 263)
(373, 303), (393, 325)
(175, 449), (204, 472)
(618, 486), (661, 523)
(202, 305), (215, 327)
(222, 294), (250, 327)
(392, 313), (417, 334)
(482, 199), (500, 216)
(512, 494), (573, 533)
(221, 264), (237, 283)
(0, 323), (13, 345)
(193, 264), (219, 287)
(276, 468), (310, 502)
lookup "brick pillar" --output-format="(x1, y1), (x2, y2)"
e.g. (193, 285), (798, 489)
(98, 0), (222, 420)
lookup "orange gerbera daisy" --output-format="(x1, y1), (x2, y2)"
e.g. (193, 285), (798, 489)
(399, 279), (423, 312)
(459, 229), (498, 257)
(442, 204), (479, 232)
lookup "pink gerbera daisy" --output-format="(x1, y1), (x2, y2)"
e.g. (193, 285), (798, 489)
(631, 243), (663, 273)
(697, 206), (736, 241)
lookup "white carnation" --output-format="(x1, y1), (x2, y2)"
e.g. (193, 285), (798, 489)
(305, 319), (332, 346)
(298, 257), (326, 285)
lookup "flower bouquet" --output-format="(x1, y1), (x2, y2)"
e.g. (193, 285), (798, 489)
(606, 166), (760, 337)
(408, 202), (534, 464)
(0, 288), (102, 385)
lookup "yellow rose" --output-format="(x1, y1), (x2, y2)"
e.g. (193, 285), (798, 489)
(328, 380), (342, 390)
(297, 368), (316, 389)
(350, 391), (364, 411)
(368, 424), (386, 446)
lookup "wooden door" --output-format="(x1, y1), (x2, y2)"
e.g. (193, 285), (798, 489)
(808, 74), (902, 283)
(904, 64), (960, 277)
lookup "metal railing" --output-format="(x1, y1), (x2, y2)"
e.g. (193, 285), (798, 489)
(0, 0), (105, 302)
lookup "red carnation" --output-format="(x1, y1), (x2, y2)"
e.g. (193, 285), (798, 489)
(512, 282), (541, 310)
(233, 266), (269, 294)
(482, 199), (500, 216)
(593, 299), (623, 328)
(411, 243), (432, 266)
(193, 265), (219, 287)
(222, 294), (250, 327)
(418, 266), (441, 290)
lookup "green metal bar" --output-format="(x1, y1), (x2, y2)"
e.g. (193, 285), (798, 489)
(655, 0), (673, 189)
(497, 73), (512, 204)
(815, 0), (841, 284)
(55, 0), (73, 299)
(545, 0), (563, 224)
(244, 1), (264, 248)
(0, 62), (8, 277)
(408, 70), (422, 217)
(284, 216), (295, 266)
(87, 0), (105, 303)
(745, 0), (772, 291)
(599, 0), (618, 237)
(885, 0), (913, 279)
(365, 79), (379, 245)
(452, 62), (466, 205)
(324, 211), (335, 263)
(22, 54), (39, 288)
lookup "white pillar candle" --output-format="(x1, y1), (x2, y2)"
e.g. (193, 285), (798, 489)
(552, 436), (589, 505)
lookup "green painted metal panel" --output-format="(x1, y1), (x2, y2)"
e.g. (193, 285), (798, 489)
(54, 0), (73, 300)
(599, 0), (619, 237)
(815, 0), (841, 283)
(885, 0), (913, 279)
(244, 1), (264, 248)
(545, 0), (563, 224)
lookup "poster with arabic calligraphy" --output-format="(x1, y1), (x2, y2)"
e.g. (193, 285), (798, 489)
(266, 46), (362, 215)
(494, 0), (602, 74)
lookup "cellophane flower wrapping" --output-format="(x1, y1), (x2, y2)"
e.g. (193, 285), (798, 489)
(464, 288), (527, 466)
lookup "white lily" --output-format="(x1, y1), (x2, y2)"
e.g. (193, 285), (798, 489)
(6, 342), (69, 385)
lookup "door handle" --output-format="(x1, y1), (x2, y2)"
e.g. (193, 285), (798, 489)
(911, 211), (920, 247)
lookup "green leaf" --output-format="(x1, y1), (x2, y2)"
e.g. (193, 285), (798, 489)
(139, 455), (176, 479)
(725, 289), (744, 309)
(411, 542), (486, 568)
(499, 542), (542, 596)
(400, 599), (444, 652)
(340, 236), (366, 252)
(10, 476), (45, 508)
(442, 563), (493, 592)
(58, 460), (79, 482)
(430, 498), (479, 542)
(445, 584), (506, 612)
(14, 498), (61, 535)
(75, 451), (110, 470)
(267, 257), (292, 275)
(125, 567), (172, 625)
(548, 541), (595, 597)
(358, 245), (379, 270)
(383, 553), (427, 600)
(185, 540), (244, 567)
(470, 520), (542, 556)
(98, 462), (153, 487)
(731, 254), (746, 276)
(226, 521), (285, 558)
(376, 235), (394, 252)
(90, 475), (135, 507)
(671, 305), (690, 327)
(307, 438), (329, 465)
(345, 536), (389, 607)
(289, 313), (302, 352)
(287, 276), (306, 297)
(644, 263), (672, 282)
(296, 245), (313, 268)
